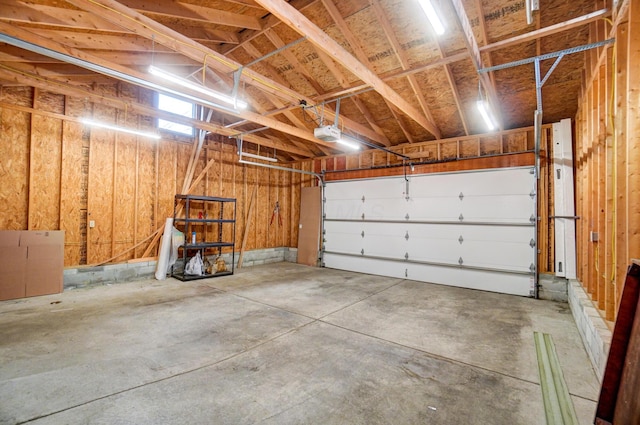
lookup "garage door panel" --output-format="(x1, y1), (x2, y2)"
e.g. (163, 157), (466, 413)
(407, 197), (460, 221)
(406, 263), (533, 296)
(459, 241), (534, 271)
(324, 200), (364, 220)
(323, 253), (407, 280)
(460, 195), (534, 223)
(323, 221), (364, 253)
(323, 167), (536, 297)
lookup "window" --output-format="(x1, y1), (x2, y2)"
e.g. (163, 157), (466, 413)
(157, 93), (194, 136)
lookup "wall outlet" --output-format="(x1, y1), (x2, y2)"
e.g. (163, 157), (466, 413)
(89, 220), (95, 228)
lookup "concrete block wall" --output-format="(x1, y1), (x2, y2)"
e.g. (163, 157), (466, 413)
(63, 247), (298, 289)
(537, 273), (568, 302)
(64, 260), (157, 289)
(568, 279), (612, 380)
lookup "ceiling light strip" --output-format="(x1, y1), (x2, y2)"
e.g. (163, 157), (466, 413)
(81, 118), (161, 140)
(417, 0), (445, 35)
(149, 65), (247, 110)
(0, 33), (239, 115)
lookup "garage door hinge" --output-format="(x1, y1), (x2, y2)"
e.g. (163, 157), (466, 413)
(530, 263), (536, 272)
(458, 235), (464, 244)
(530, 214), (536, 222)
(458, 257), (464, 265)
(361, 249), (365, 255)
(530, 190), (536, 199)
(361, 231), (365, 238)
(459, 214), (464, 221)
(405, 231), (409, 240)
(530, 238), (536, 248)
(459, 192), (464, 200)
(405, 252), (409, 260)
(405, 213), (410, 220)
(361, 195), (365, 203)
(405, 268), (408, 278)
(361, 213), (365, 220)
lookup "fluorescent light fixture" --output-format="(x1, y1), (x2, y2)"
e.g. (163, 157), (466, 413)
(81, 118), (161, 140)
(476, 100), (496, 131)
(240, 152), (278, 163)
(149, 65), (248, 110)
(336, 138), (360, 150)
(417, 0), (445, 35)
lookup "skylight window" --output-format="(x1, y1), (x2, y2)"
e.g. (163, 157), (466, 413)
(157, 93), (194, 136)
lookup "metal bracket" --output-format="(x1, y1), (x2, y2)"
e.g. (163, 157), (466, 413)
(405, 231), (410, 241)
(404, 252), (409, 261)
(361, 249), (365, 256)
(459, 214), (464, 221)
(530, 238), (536, 248)
(458, 257), (464, 265)
(361, 231), (365, 238)
(459, 192), (464, 200)
(361, 195), (365, 203)
(459, 235), (464, 244)
(361, 213), (365, 220)
(405, 213), (410, 221)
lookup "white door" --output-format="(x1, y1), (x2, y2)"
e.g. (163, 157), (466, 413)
(323, 167), (537, 297)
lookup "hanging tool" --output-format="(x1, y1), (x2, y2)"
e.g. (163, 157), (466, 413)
(270, 201), (282, 226)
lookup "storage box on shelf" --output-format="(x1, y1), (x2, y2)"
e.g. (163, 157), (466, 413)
(171, 195), (236, 281)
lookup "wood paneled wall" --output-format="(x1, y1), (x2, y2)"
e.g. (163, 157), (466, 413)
(0, 84), (315, 267)
(575, 0), (640, 321)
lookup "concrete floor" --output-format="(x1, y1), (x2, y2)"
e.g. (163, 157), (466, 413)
(0, 263), (600, 424)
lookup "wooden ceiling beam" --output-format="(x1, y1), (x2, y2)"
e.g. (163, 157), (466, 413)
(61, 0), (351, 151)
(64, 0), (304, 105)
(315, 0), (392, 145)
(260, 29), (389, 146)
(24, 28), (160, 52)
(231, 44), (330, 156)
(478, 8), (609, 54)
(368, 0), (442, 139)
(0, 0), (126, 32)
(449, 0), (500, 127)
(0, 20), (345, 151)
(224, 0), (318, 54)
(117, 0), (262, 30)
(254, 0), (441, 138)
(0, 64), (312, 158)
(312, 8), (608, 112)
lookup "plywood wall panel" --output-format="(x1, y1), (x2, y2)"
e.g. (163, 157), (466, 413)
(60, 119), (85, 266)
(0, 108), (29, 229)
(136, 139), (156, 258)
(87, 127), (115, 264)
(113, 134), (137, 260)
(28, 113), (62, 231)
(268, 168), (278, 248)
(157, 140), (177, 227)
(291, 162), (301, 248)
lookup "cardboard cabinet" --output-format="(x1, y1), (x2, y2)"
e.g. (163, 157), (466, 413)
(0, 231), (64, 301)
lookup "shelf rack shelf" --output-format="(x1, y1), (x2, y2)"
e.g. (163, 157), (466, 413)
(171, 194), (236, 281)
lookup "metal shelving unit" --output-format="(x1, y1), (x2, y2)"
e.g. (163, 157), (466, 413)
(171, 194), (236, 281)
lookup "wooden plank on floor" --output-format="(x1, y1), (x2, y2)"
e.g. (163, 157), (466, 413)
(534, 331), (579, 425)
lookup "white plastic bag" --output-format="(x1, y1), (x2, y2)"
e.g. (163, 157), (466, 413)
(185, 251), (204, 276)
(168, 227), (184, 268)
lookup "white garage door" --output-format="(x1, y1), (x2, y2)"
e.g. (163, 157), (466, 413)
(323, 167), (537, 297)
